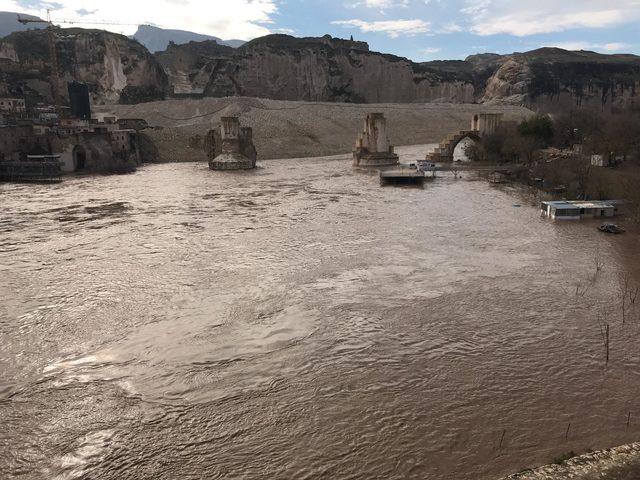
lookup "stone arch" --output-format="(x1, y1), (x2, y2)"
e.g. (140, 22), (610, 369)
(448, 132), (481, 160)
(72, 145), (87, 172)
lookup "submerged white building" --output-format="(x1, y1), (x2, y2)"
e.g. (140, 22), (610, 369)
(541, 200), (618, 220)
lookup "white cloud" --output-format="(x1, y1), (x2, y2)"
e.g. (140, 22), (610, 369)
(332, 18), (431, 38)
(348, 0), (409, 10)
(363, 0), (409, 8)
(547, 41), (592, 51)
(0, 0), (277, 39)
(421, 47), (440, 53)
(602, 42), (632, 52)
(464, 0), (640, 37)
(546, 41), (633, 53)
(438, 22), (463, 33)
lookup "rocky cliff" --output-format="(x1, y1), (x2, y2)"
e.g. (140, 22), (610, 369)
(474, 48), (640, 112)
(0, 27), (168, 105)
(155, 34), (476, 103)
(2, 27), (639, 112)
(156, 36), (640, 111)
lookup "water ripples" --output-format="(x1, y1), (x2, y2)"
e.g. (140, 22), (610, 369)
(1, 152), (640, 479)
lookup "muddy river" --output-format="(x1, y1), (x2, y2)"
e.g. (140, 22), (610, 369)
(1, 147), (640, 479)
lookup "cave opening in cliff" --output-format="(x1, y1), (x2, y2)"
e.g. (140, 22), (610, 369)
(73, 145), (87, 172)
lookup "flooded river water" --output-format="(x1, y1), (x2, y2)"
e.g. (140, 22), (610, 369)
(2, 148), (640, 479)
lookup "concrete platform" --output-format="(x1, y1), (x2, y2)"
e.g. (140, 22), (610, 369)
(379, 167), (426, 186)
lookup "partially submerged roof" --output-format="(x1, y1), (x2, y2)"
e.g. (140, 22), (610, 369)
(541, 200), (616, 209)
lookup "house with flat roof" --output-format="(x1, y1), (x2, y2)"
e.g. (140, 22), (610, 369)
(541, 200), (617, 220)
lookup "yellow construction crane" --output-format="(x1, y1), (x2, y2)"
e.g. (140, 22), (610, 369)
(17, 10), (138, 110)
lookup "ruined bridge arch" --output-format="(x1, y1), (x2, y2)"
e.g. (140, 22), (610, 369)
(450, 131), (481, 159)
(426, 113), (503, 163)
(426, 130), (481, 163)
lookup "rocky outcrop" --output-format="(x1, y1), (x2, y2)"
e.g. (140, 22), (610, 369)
(156, 38), (640, 111)
(156, 34), (476, 103)
(4, 26), (636, 112)
(0, 27), (168, 105)
(477, 48), (640, 112)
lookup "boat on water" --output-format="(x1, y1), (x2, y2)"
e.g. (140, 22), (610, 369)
(599, 224), (625, 234)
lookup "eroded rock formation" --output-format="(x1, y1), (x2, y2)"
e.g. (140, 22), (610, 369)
(156, 35), (476, 103)
(157, 38), (640, 111)
(0, 27), (168, 105)
(2, 27), (638, 113)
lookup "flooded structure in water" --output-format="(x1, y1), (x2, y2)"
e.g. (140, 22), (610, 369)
(352, 113), (399, 168)
(207, 117), (257, 170)
(540, 200), (619, 220)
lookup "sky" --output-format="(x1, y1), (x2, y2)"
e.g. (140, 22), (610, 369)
(1, 0), (639, 61)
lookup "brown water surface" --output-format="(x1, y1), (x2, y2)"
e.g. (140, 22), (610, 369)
(1, 150), (640, 479)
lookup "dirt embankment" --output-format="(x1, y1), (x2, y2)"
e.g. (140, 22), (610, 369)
(95, 96), (532, 162)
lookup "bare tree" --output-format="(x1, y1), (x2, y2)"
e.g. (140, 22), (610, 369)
(597, 312), (610, 365)
(592, 249), (605, 282)
(619, 272), (631, 325)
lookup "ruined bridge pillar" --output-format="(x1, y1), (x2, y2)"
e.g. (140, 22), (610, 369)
(207, 116), (257, 170)
(352, 113), (399, 168)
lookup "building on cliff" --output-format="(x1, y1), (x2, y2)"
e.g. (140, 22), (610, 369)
(352, 113), (399, 168)
(206, 116), (257, 170)
(0, 102), (145, 175)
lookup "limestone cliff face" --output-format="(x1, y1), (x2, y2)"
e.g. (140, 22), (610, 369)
(0, 28), (168, 105)
(477, 48), (640, 111)
(156, 35), (476, 103)
(157, 39), (640, 111)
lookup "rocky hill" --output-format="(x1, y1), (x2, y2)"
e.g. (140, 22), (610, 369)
(132, 25), (244, 53)
(473, 48), (640, 112)
(155, 34), (476, 103)
(1, 26), (639, 111)
(0, 27), (168, 105)
(156, 35), (640, 111)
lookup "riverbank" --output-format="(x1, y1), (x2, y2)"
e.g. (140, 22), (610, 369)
(503, 443), (640, 479)
(95, 97), (532, 162)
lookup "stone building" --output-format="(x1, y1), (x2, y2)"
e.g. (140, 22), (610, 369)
(206, 116), (257, 170)
(54, 130), (140, 174)
(352, 113), (399, 167)
(0, 125), (47, 161)
(0, 122), (141, 174)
